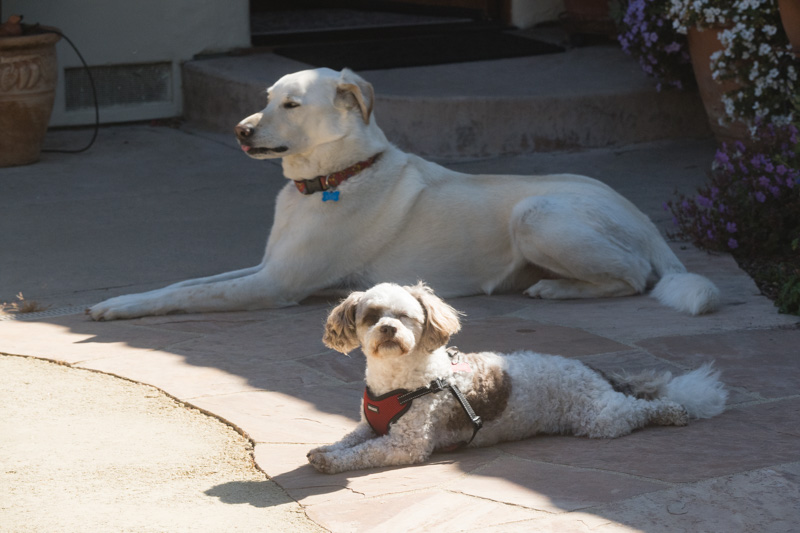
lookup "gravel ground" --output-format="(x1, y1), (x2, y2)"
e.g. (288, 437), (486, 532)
(0, 354), (324, 533)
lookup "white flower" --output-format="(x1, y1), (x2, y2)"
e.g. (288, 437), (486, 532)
(749, 61), (760, 81)
(723, 96), (735, 115)
(763, 25), (777, 36)
(759, 43), (772, 55)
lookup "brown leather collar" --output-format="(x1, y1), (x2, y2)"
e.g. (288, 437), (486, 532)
(294, 154), (380, 195)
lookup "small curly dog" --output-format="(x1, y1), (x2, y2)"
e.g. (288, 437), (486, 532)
(307, 282), (727, 474)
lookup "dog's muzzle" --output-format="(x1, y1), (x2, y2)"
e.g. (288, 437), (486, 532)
(234, 123), (288, 156)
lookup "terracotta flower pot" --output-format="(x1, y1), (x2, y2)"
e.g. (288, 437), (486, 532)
(0, 28), (61, 167)
(562, 0), (616, 42)
(687, 26), (749, 143)
(778, 0), (800, 56)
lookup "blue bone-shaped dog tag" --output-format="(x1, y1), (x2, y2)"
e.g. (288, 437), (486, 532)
(322, 190), (340, 202)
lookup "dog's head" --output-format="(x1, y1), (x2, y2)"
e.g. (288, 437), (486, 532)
(234, 68), (374, 160)
(323, 282), (462, 359)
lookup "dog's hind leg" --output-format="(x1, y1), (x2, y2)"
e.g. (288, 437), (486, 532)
(582, 395), (689, 439)
(510, 195), (653, 300)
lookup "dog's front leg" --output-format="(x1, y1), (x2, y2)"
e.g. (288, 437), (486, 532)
(307, 428), (435, 474)
(307, 422), (377, 456)
(88, 267), (303, 320)
(163, 265), (264, 289)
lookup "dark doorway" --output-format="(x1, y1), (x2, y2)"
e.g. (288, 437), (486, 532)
(250, 0), (562, 70)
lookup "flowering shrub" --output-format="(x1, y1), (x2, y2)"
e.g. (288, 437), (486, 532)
(617, 0), (695, 90)
(668, 0), (797, 130)
(665, 123), (800, 313)
(665, 123), (799, 255)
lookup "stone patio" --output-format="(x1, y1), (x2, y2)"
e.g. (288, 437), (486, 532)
(2, 115), (798, 530)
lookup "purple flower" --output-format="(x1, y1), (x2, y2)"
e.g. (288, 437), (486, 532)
(776, 164), (787, 176)
(750, 154), (767, 169)
(664, 41), (681, 53)
(714, 150), (730, 165)
(764, 162), (775, 173)
(707, 229), (715, 240)
(787, 177), (795, 188)
(758, 176), (771, 187)
(697, 195), (712, 208)
(770, 186), (780, 197)
(728, 238), (739, 250)
(755, 191), (767, 203)
(726, 221), (737, 233)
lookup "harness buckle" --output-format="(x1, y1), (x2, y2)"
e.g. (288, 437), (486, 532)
(429, 378), (446, 393)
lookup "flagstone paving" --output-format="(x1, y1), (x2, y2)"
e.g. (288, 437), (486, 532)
(2, 124), (799, 531)
(2, 240), (798, 531)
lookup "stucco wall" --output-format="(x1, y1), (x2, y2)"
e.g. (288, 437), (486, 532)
(5, 0), (250, 125)
(511, 0), (564, 28)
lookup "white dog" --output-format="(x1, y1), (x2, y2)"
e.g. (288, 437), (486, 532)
(89, 68), (719, 321)
(307, 282), (727, 474)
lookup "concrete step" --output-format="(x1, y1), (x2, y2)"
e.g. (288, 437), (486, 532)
(183, 42), (711, 158)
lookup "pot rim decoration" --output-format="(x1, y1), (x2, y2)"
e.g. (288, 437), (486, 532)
(0, 25), (61, 167)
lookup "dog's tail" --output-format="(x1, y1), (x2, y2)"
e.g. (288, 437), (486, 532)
(649, 239), (720, 315)
(603, 364), (727, 419)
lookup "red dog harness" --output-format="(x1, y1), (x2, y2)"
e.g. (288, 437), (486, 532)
(363, 348), (483, 446)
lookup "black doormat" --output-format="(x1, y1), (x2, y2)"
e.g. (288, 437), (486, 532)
(273, 30), (563, 71)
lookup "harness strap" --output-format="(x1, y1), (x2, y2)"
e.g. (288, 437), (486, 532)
(396, 379), (446, 404)
(447, 383), (483, 446)
(368, 379), (482, 446)
(363, 348), (483, 447)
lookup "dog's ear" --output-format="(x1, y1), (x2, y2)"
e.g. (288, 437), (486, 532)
(404, 282), (462, 352)
(335, 68), (374, 124)
(323, 291), (364, 354)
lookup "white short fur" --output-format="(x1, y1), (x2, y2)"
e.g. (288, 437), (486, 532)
(89, 68), (719, 321)
(308, 282), (727, 474)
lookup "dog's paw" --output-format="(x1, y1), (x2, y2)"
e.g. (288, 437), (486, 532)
(654, 404), (690, 427)
(308, 444), (336, 455)
(88, 294), (158, 321)
(524, 281), (557, 299)
(307, 450), (342, 474)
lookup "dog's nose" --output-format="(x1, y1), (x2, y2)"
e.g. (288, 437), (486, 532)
(234, 123), (254, 139)
(380, 324), (396, 335)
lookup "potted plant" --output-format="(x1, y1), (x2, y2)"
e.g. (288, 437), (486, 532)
(562, 0), (619, 44)
(778, 0), (800, 55)
(0, 14), (61, 167)
(617, 0), (695, 91)
(668, 0), (796, 141)
(664, 123), (800, 314)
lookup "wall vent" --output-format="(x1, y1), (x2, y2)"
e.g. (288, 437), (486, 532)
(64, 62), (172, 111)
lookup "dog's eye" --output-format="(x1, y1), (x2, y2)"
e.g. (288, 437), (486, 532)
(361, 311), (380, 326)
(283, 101), (300, 109)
